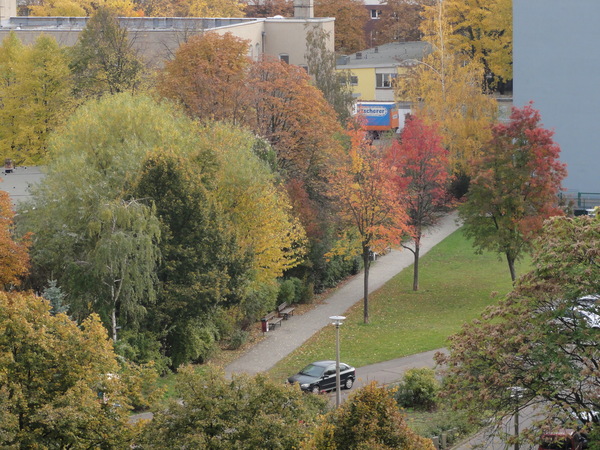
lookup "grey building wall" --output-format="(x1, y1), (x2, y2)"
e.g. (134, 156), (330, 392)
(513, 0), (600, 196)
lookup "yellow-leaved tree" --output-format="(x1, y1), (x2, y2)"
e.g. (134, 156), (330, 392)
(445, 0), (512, 87)
(199, 122), (307, 285)
(396, 0), (497, 177)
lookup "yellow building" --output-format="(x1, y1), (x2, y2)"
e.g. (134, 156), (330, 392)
(336, 41), (431, 102)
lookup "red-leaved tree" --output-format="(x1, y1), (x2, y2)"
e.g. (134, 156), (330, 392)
(386, 115), (450, 291)
(459, 103), (567, 282)
(330, 126), (407, 323)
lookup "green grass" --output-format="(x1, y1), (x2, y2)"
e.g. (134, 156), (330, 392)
(269, 228), (531, 381)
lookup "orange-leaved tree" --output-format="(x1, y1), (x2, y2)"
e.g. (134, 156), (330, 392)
(314, 0), (369, 54)
(0, 190), (30, 287)
(157, 32), (252, 125)
(386, 115), (451, 291)
(329, 126), (407, 323)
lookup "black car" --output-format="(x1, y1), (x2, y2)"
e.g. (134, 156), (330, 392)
(287, 360), (356, 393)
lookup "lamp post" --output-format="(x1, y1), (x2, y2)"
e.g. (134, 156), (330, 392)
(508, 386), (526, 450)
(329, 315), (346, 408)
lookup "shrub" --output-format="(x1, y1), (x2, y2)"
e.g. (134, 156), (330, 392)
(277, 278), (297, 304)
(227, 328), (249, 350)
(394, 368), (440, 410)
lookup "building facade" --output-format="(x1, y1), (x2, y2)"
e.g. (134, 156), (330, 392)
(513, 0), (600, 201)
(0, 0), (333, 68)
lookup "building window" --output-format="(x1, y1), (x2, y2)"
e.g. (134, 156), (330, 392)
(370, 9), (381, 19)
(350, 75), (358, 85)
(376, 73), (396, 89)
(279, 54), (289, 64)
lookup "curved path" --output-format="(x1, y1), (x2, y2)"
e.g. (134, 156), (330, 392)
(225, 212), (461, 377)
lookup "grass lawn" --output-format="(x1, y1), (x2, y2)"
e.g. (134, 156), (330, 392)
(268, 228), (531, 382)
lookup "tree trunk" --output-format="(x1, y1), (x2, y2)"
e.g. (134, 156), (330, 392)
(111, 307), (118, 342)
(412, 243), (420, 291)
(363, 247), (370, 324)
(506, 253), (516, 283)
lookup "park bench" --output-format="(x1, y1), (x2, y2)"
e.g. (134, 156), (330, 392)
(263, 311), (283, 331)
(277, 302), (296, 320)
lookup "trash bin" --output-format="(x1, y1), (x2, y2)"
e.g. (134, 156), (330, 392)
(261, 318), (268, 333)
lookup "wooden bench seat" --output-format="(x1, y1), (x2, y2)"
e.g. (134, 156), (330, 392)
(263, 311), (283, 330)
(277, 302), (296, 320)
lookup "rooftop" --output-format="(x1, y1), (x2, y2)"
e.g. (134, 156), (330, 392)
(336, 41), (432, 69)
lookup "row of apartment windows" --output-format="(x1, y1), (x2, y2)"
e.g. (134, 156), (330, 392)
(341, 73), (397, 89)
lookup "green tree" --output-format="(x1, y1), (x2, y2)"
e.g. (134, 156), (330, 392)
(305, 25), (354, 124)
(0, 291), (156, 447)
(304, 382), (436, 449)
(141, 364), (328, 448)
(459, 104), (567, 281)
(69, 7), (144, 98)
(437, 215), (600, 435)
(19, 94), (193, 336)
(133, 149), (252, 368)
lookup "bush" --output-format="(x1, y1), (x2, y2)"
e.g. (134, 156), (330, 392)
(394, 368), (440, 410)
(277, 279), (297, 304)
(115, 329), (171, 376)
(227, 328), (249, 350)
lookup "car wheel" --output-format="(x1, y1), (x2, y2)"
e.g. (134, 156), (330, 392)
(311, 385), (320, 394)
(344, 378), (354, 390)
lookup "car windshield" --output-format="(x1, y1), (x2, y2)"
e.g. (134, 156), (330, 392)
(300, 364), (325, 377)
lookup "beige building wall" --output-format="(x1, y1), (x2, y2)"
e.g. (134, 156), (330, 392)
(263, 18), (333, 67)
(0, 16), (334, 68)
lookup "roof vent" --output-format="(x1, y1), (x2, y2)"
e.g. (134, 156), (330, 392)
(374, 47), (379, 53)
(356, 52), (362, 60)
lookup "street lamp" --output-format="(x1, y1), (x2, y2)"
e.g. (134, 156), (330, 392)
(329, 315), (346, 408)
(508, 386), (526, 450)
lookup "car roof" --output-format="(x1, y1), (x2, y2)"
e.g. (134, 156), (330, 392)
(309, 360), (337, 367)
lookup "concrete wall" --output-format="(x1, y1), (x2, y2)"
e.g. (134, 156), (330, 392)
(0, 16), (334, 68)
(513, 0), (600, 195)
(263, 18), (334, 67)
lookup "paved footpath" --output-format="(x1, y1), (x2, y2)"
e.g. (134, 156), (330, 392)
(225, 211), (461, 377)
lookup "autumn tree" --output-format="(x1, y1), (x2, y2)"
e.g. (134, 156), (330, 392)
(437, 215), (600, 435)
(386, 115), (450, 291)
(69, 7), (145, 98)
(167, 0), (246, 17)
(459, 104), (567, 282)
(27, 0), (143, 16)
(0, 33), (73, 165)
(0, 291), (158, 447)
(330, 127), (406, 323)
(141, 364), (327, 447)
(314, 0), (369, 54)
(0, 191), (29, 288)
(244, 0), (293, 17)
(396, 0), (497, 177)
(0, 33), (23, 164)
(14, 35), (75, 164)
(445, 0), (513, 89)
(374, 0), (432, 45)
(305, 25), (354, 123)
(247, 56), (344, 188)
(157, 32), (251, 124)
(304, 382), (436, 449)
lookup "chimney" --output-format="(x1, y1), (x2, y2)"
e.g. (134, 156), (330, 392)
(294, 0), (314, 19)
